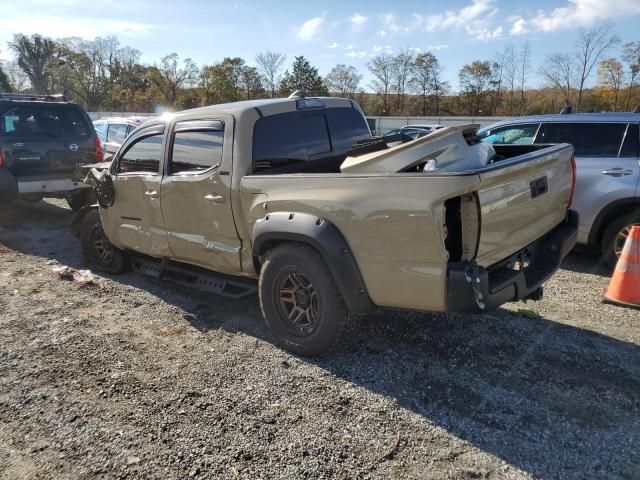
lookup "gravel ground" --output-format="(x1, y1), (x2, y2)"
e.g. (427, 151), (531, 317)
(0, 199), (639, 480)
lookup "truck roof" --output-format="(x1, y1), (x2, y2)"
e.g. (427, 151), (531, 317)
(138, 97), (355, 130)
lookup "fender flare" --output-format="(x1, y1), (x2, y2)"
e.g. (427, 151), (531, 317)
(588, 198), (640, 245)
(252, 212), (374, 314)
(70, 203), (99, 238)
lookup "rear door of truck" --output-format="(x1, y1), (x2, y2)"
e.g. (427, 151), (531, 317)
(474, 143), (575, 267)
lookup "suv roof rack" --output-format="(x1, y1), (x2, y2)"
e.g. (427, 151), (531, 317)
(0, 93), (68, 102)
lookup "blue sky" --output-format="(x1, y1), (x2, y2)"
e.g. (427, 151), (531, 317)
(1, 0), (639, 92)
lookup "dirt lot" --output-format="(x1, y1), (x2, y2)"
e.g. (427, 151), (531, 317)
(0, 199), (638, 480)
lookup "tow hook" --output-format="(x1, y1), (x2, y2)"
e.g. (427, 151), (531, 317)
(464, 262), (486, 310)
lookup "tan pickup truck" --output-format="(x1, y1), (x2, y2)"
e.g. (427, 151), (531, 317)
(73, 96), (578, 355)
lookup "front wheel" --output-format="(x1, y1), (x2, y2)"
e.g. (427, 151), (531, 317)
(67, 189), (96, 212)
(259, 244), (349, 356)
(80, 209), (128, 274)
(601, 213), (640, 268)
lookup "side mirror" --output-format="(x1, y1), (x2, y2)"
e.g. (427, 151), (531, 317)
(84, 168), (115, 208)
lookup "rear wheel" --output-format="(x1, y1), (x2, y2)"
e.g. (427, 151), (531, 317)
(259, 244), (348, 356)
(80, 209), (127, 273)
(601, 213), (640, 268)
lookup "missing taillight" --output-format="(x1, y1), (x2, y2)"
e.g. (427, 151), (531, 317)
(444, 193), (480, 263)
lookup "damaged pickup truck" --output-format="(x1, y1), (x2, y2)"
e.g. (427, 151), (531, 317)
(73, 95), (578, 355)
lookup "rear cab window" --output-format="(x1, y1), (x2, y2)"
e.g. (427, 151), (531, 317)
(538, 123), (627, 157)
(252, 106), (370, 174)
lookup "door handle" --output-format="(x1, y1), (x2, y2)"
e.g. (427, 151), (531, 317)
(144, 190), (159, 199)
(204, 193), (225, 204)
(602, 168), (633, 177)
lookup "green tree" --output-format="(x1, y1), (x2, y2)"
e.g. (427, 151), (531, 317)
(279, 56), (328, 97)
(458, 60), (493, 115)
(149, 53), (198, 107)
(9, 34), (58, 93)
(598, 58), (624, 111)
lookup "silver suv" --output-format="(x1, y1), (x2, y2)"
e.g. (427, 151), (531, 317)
(479, 113), (639, 267)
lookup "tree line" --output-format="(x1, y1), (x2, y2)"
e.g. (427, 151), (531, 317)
(1, 25), (638, 117)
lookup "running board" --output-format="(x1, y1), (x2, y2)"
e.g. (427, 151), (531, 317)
(130, 256), (257, 300)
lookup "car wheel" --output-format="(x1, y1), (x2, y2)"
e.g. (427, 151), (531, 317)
(259, 243), (349, 356)
(67, 189), (95, 212)
(601, 213), (640, 268)
(80, 209), (128, 274)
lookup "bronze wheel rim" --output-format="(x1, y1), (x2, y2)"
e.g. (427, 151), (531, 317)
(90, 224), (113, 265)
(275, 270), (320, 337)
(614, 225), (637, 257)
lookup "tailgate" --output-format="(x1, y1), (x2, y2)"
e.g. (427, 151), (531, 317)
(475, 143), (574, 267)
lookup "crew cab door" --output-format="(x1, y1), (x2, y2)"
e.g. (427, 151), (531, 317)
(160, 117), (241, 274)
(100, 124), (171, 257)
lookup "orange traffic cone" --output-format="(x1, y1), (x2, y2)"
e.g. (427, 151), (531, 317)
(603, 225), (640, 308)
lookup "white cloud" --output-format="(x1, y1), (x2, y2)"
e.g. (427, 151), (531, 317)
(295, 16), (324, 42)
(426, 44), (449, 51)
(344, 44), (354, 50)
(349, 13), (368, 31)
(422, 0), (500, 41)
(380, 13), (400, 34)
(0, 15), (151, 39)
(371, 45), (393, 54)
(526, 0), (640, 33)
(346, 50), (368, 58)
(510, 17), (527, 35)
(327, 42), (340, 48)
(377, 30), (387, 37)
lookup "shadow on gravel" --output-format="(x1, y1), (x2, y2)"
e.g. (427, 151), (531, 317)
(2, 200), (638, 479)
(561, 249), (611, 278)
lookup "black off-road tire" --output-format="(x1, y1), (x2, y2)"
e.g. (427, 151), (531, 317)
(259, 243), (349, 356)
(80, 209), (128, 274)
(601, 213), (640, 269)
(67, 189), (96, 212)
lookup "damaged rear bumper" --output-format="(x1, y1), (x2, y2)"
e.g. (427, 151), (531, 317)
(447, 209), (578, 314)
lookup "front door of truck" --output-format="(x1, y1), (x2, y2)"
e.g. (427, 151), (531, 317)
(100, 124), (171, 258)
(160, 117), (241, 274)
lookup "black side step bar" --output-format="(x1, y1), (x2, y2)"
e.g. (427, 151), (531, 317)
(130, 256), (257, 300)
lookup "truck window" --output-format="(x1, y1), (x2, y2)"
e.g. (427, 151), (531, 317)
(620, 124), (639, 158)
(540, 123), (626, 157)
(325, 107), (371, 153)
(117, 134), (163, 174)
(480, 124), (539, 145)
(253, 111), (331, 172)
(170, 128), (224, 174)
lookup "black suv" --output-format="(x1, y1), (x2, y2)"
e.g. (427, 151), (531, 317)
(0, 93), (102, 210)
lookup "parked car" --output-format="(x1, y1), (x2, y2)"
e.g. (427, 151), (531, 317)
(402, 124), (443, 132)
(478, 113), (640, 267)
(383, 127), (431, 140)
(74, 95), (576, 356)
(93, 117), (145, 161)
(0, 93), (101, 210)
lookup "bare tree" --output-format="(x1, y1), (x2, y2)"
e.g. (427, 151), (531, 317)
(574, 22), (620, 112)
(0, 63), (13, 92)
(149, 53), (198, 106)
(410, 52), (448, 116)
(458, 60), (493, 115)
(255, 51), (286, 98)
(490, 47), (510, 115)
(598, 58), (624, 111)
(518, 41), (531, 114)
(503, 46), (517, 115)
(540, 53), (574, 107)
(324, 64), (362, 98)
(391, 50), (414, 115)
(623, 41), (640, 110)
(367, 53), (394, 115)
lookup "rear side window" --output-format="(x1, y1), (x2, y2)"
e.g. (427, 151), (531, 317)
(540, 123), (626, 157)
(0, 104), (91, 138)
(117, 134), (163, 174)
(170, 122), (224, 174)
(480, 124), (539, 145)
(107, 123), (128, 143)
(620, 124), (639, 158)
(325, 107), (371, 153)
